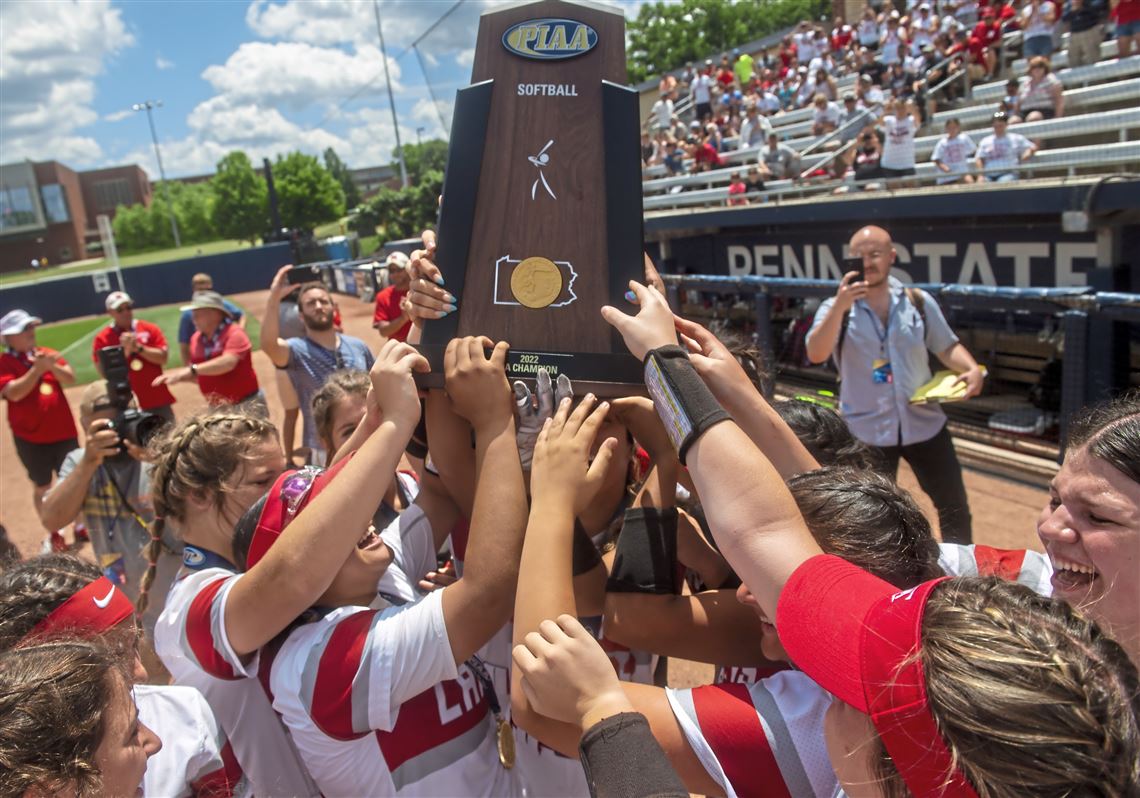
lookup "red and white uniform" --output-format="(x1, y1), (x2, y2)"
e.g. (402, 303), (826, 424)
(938, 542), (1053, 595)
(668, 671), (843, 798)
(154, 568), (321, 797)
(135, 683), (242, 798)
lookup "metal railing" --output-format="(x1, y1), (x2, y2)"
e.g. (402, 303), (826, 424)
(659, 273), (1139, 447)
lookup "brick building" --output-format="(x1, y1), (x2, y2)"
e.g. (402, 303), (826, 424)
(0, 160), (151, 274)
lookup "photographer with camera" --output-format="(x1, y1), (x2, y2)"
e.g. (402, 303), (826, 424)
(40, 379), (182, 649)
(93, 291), (176, 423)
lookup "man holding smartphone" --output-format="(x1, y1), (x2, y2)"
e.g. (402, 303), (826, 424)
(804, 225), (985, 544)
(260, 265), (373, 464)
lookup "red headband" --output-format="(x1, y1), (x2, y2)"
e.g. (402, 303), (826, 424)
(245, 455), (354, 570)
(20, 576), (135, 645)
(777, 555), (979, 798)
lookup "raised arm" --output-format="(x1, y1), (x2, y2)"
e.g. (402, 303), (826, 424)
(224, 340), (428, 656)
(437, 337), (528, 664)
(804, 272), (865, 364)
(602, 282), (821, 624)
(260, 265), (298, 368)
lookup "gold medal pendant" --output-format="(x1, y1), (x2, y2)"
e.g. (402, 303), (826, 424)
(39, 382), (53, 396)
(496, 716), (515, 769)
(130, 358), (143, 372)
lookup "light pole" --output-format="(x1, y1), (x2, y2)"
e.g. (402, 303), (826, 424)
(373, 0), (409, 188)
(416, 126), (425, 146)
(132, 100), (181, 248)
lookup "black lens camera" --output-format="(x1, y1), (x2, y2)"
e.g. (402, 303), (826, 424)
(95, 346), (167, 452)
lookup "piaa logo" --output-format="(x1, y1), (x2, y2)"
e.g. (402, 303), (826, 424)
(502, 18), (597, 60)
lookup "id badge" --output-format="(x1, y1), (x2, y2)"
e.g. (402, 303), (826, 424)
(100, 553), (128, 586)
(872, 358), (893, 384)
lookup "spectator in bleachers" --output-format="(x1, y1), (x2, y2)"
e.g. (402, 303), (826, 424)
(975, 110), (1038, 181)
(1063, 0), (1106, 65)
(1110, 0), (1140, 56)
(689, 131), (724, 172)
(738, 103), (773, 149)
(947, 27), (989, 80)
(794, 21), (819, 62)
(650, 91), (673, 132)
(858, 6), (882, 48)
(953, 0), (982, 27)
(880, 16), (909, 63)
(812, 94), (843, 135)
(691, 61), (714, 122)
(640, 132), (654, 167)
(880, 97), (922, 183)
(715, 55), (736, 89)
(858, 46), (888, 84)
(1001, 76), (1021, 108)
(726, 172), (748, 206)
(794, 66), (818, 106)
(1014, 56), (1065, 120)
(733, 48), (754, 87)
(1021, 0), (1059, 55)
(838, 93), (866, 142)
(857, 72), (887, 104)
(931, 117), (979, 182)
(777, 35), (798, 70)
(744, 164), (769, 198)
(851, 125), (886, 182)
(832, 16), (854, 50)
(662, 141), (685, 176)
(912, 3), (941, 47)
(885, 61), (918, 97)
(703, 122), (726, 154)
(758, 82), (782, 114)
(971, 8), (1003, 78)
(809, 48), (840, 75)
(762, 132), (801, 179)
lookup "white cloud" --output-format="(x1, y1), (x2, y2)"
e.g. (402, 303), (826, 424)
(201, 41), (400, 111)
(0, 0), (134, 165)
(156, 55), (175, 70)
(454, 47), (475, 69)
(104, 109), (135, 123)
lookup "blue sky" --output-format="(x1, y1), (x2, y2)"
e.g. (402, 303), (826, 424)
(2, 1), (651, 179)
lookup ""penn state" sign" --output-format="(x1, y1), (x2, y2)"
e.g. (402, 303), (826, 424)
(502, 18), (598, 60)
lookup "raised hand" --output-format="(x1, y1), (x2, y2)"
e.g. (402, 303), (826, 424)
(673, 315), (761, 408)
(269, 264), (300, 302)
(514, 369), (573, 470)
(443, 336), (512, 431)
(530, 393), (616, 516)
(600, 280), (678, 361)
(834, 270), (868, 311)
(406, 230), (457, 323)
(369, 338), (429, 429)
(81, 418), (121, 467)
(512, 614), (634, 731)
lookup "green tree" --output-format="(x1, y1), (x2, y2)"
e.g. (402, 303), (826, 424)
(323, 147), (362, 209)
(397, 139), (448, 185)
(211, 151), (268, 244)
(272, 151), (345, 233)
(626, 0), (828, 84)
(171, 181), (216, 245)
(351, 168), (442, 241)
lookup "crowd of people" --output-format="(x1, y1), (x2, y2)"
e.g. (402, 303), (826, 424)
(644, 0), (1133, 196)
(0, 224), (1137, 797)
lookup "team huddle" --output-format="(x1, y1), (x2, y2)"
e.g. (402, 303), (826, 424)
(1, 231), (1138, 798)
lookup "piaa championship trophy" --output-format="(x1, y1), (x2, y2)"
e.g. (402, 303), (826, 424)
(416, 0), (645, 395)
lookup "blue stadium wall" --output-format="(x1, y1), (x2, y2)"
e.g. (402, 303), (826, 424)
(0, 243), (293, 324)
(646, 181), (1139, 290)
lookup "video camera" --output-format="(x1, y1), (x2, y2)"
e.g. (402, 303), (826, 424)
(95, 346), (166, 452)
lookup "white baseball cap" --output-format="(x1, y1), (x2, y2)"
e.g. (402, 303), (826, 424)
(105, 291), (133, 311)
(0, 309), (43, 336)
(385, 251), (410, 270)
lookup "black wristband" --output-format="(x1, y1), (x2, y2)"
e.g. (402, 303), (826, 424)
(606, 507), (679, 595)
(579, 712), (689, 798)
(572, 520), (604, 576)
(643, 345), (730, 465)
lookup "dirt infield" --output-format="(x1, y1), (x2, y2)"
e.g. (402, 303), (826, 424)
(1, 287), (1048, 560)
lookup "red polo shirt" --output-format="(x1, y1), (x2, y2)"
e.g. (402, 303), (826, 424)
(92, 320), (176, 410)
(0, 348), (79, 443)
(372, 286), (411, 342)
(189, 323), (259, 406)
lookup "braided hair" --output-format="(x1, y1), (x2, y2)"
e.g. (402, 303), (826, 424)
(136, 409), (277, 615)
(0, 555), (103, 651)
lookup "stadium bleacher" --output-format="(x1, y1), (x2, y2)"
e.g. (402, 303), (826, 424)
(642, 44), (1139, 206)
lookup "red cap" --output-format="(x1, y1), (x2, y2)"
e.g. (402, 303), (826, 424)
(777, 555), (978, 798)
(245, 454), (354, 569)
(19, 576), (135, 645)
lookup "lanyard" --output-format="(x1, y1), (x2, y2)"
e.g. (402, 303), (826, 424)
(859, 303), (891, 354)
(182, 545), (238, 573)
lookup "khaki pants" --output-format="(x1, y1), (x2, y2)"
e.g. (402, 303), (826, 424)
(1067, 26), (1103, 67)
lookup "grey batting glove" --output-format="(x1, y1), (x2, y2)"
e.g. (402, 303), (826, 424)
(514, 369), (574, 469)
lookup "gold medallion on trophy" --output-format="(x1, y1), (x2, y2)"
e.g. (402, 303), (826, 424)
(510, 257), (563, 309)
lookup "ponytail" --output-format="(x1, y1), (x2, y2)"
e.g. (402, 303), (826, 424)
(134, 518), (167, 617)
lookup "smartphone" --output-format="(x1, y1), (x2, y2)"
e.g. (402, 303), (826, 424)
(286, 264), (322, 285)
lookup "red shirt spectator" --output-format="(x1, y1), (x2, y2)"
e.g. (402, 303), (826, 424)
(727, 177), (748, 206)
(92, 292), (175, 412)
(1113, 0), (1140, 24)
(692, 141), (724, 170)
(372, 251), (413, 342)
(973, 15), (1003, 46)
(189, 322), (258, 405)
(832, 24), (853, 51)
(0, 346), (77, 444)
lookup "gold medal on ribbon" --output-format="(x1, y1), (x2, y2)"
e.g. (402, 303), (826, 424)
(39, 382), (53, 396)
(130, 359), (144, 372)
(510, 256), (563, 309)
(496, 716), (515, 769)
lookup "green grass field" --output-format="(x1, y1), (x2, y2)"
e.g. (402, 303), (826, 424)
(0, 240), (253, 287)
(39, 302), (260, 386)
